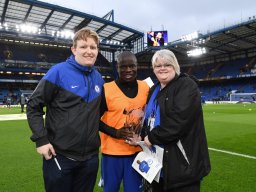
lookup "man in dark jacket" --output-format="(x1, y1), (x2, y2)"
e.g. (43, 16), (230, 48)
(144, 49), (210, 192)
(26, 28), (104, 192)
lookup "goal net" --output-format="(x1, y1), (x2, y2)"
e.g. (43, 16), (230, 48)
(230, 93), (256, 102)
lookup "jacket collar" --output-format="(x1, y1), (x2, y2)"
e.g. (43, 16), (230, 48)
(67, 55), (95, 73)
(152, 74), (179, 91)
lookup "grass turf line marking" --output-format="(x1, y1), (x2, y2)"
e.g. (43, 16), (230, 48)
(209, 147), (256, 159)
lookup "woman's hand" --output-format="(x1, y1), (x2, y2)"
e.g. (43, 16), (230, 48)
(125, 133), (141, 145)
(144, 136), (152, 148)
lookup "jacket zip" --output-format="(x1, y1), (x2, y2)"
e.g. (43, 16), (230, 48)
(82, 72), (90, 156)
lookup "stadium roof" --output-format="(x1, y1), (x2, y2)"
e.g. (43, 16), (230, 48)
(0, 0), (144, 51)
(137, 18), (256, 66)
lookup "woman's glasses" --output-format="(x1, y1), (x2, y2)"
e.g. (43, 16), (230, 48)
(154, 63), (172, 69)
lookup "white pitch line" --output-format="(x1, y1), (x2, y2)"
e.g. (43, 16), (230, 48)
(209, 147), (256, 160)
(0, 114), (27, 121)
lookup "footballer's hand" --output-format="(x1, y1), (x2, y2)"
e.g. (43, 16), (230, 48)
(116, 127), (133, 140)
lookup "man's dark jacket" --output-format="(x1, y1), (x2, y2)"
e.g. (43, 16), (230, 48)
(27, 55), (104, 161)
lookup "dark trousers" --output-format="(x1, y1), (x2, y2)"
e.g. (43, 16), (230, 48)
(43, 154), (99, 192)
(151, 179), (200, 192)
(21, 104), (24, 112)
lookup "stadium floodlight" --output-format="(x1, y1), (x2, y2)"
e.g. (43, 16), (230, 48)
(56, 30), (74, 39)
(193, 38), (206, 45)
(102, 40), (122, 45)
(181, 31), (199, 41)
(4, 23), (8, 30)
(61, 30), (74, 39)
(198, 38), (205, 44)
(187, 47), (206, 57)
(0, 22), (8, 30)
(16, 25), (20, 32)
(19, 24), (37, 34)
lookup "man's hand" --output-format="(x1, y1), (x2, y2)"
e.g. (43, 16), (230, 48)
(116, 127), (133, 139)
(36, 143), (56, 160)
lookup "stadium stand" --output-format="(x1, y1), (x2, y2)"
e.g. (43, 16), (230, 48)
(0, 0), (256, 104)
(0, 0), (144, 104)
(136, 18), (256, 102)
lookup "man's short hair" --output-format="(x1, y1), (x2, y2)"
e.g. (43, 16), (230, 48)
(116, 51), (137, 65)
(72, 28), (99, 48)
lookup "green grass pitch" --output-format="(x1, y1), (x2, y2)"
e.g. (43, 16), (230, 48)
(0, 103), (255, 191)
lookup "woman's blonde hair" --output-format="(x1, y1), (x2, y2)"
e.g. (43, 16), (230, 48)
(151, 49), (180, 75)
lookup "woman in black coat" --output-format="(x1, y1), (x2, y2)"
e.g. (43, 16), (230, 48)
(143, 49), (211, 192)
